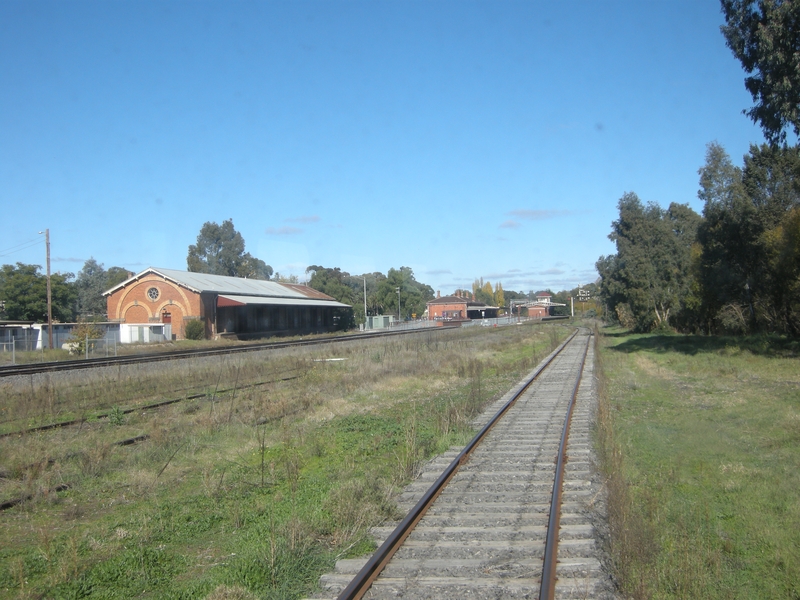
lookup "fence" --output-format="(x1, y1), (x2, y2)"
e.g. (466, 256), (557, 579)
(0, 341), (16, 366)
(0, 331), (121, 365)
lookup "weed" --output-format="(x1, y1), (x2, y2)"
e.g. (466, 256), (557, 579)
(108, 405), (125, 426)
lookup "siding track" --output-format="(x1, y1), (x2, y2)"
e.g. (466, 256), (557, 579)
(315, 327), (614, 600)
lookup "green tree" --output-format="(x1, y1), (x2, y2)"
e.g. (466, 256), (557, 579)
(765, 207), (800, 334)
(106, 266), (131, 289)
(0, 263), (76, 322)
(597, 193), (700, 332)
(187, 219), (272, 279)
(721, 0), (800, 145)
(306, 267), (388, 325)
(375, 267), (434, 320)
(306, 266), (357, 307)
(696, 142), (755, 329)
(697, 142), (800, 333)
(74, 258), (132, 319)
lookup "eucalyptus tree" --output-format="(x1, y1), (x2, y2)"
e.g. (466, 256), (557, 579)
(598, 193), (700, 332)
(187, 219), (272, 279)
(74, 258), (131, 319)
(721, 0), (800, 145)
(376, 267), (434, 320)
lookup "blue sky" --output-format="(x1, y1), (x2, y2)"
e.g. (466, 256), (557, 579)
(1, 0), (764, 295)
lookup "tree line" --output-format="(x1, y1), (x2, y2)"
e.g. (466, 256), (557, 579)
(4, 217), (573, 327)
(0, 259), (131, 323)
(598, 143), (800, 335)
(597, 1), (800, 336)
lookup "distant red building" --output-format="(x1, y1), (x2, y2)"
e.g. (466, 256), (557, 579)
(426, 291), (499, 321)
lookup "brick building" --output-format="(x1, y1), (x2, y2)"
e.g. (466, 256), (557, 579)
(426, 291), (499, 321)
(104, 268), (351, 340)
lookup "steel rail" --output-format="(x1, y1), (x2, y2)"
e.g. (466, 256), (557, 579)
(0, 371), (302, 439)
(539, 330), (591, 600)
(336, 329), (581, 600)
(0, 326), (456, 378)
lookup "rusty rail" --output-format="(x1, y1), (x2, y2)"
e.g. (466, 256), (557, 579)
(539, 331), (591, 599)
(336, 329), (581, 600)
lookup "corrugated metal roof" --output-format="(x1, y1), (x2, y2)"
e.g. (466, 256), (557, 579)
(104, 268), (319, 299)
(218, 294), (350, 308)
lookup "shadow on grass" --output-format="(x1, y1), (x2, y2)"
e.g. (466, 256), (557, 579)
(605, 329), (800, 358)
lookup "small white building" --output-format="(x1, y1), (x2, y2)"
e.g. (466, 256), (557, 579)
(119, 323), (172, 344)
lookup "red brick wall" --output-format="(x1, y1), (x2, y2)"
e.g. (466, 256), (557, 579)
(527, 306), (548, 318)
(106, 273), (203, 340)
(427, 301), (468, 319)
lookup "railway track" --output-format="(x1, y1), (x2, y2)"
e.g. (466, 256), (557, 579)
(313, 327), (614, 599)
(0, 326), (454, 378)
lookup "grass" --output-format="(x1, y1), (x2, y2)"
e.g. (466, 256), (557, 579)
(0, 322), (569, 599)
(595, 325), (800, 599)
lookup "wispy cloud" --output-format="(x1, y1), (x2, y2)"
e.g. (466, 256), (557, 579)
(286, 215), (320, 224)
(265, 226), (303, 236)
(426, 269), (452, 275)
(540, 268), (565, 275)
(507, 209), (572, 220)
(499, 220), (521, 229)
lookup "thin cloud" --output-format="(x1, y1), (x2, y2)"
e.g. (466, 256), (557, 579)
(507, 209), (572, 220)
(499, 220), (521, 229)
(265, 226), (303, 236)
(286, 215), (320, 224)
(426, 269), (452, 275)
(540, 268), (565, 275)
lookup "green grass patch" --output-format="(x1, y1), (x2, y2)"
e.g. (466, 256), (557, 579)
(597, 325), (800, 599)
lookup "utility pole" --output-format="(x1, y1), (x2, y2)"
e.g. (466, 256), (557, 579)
(396, 287), (401, 322)
(358, 276), (368, 330)
(39, 229), (53, 349)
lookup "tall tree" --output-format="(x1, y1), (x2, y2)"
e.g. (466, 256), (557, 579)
(721, 0), (800, 145)
(74, 258), (131, 320)
(0, 263), (76, 322)
(375, 267), (434, 320)
(765, 206), (800, 334)
(698, 142), (800, 333)
(696, 142), (756, 330)
(74, 259), (131, 319)
(598, 193), (700, 332)
(306, 267), (388, 324)
(74, 258), (107, 319)
(187, 219), (272, 279)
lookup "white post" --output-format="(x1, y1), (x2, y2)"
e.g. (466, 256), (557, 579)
(571, 296), (574, 317)
(12, 339), (15, 365)
(85, 334), (89, 359)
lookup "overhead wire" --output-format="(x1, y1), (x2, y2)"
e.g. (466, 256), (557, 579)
(0, 237), (44, 258)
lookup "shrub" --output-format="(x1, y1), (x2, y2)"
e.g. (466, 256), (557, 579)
(184, 319), (205, 340)
(66, 321), (104, 355)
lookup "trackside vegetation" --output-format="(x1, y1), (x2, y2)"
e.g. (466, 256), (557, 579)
(595, 325), (800, 598)
(0, 323), (567, 599)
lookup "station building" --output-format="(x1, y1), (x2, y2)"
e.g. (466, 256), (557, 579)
(104, 267), (351, 340)
(426, 291), (499, 321)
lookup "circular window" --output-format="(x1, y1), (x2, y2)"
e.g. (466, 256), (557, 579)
(147, 287), (160, 302)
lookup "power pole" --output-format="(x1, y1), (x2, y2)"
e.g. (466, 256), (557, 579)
(39, 229), (53, 349)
